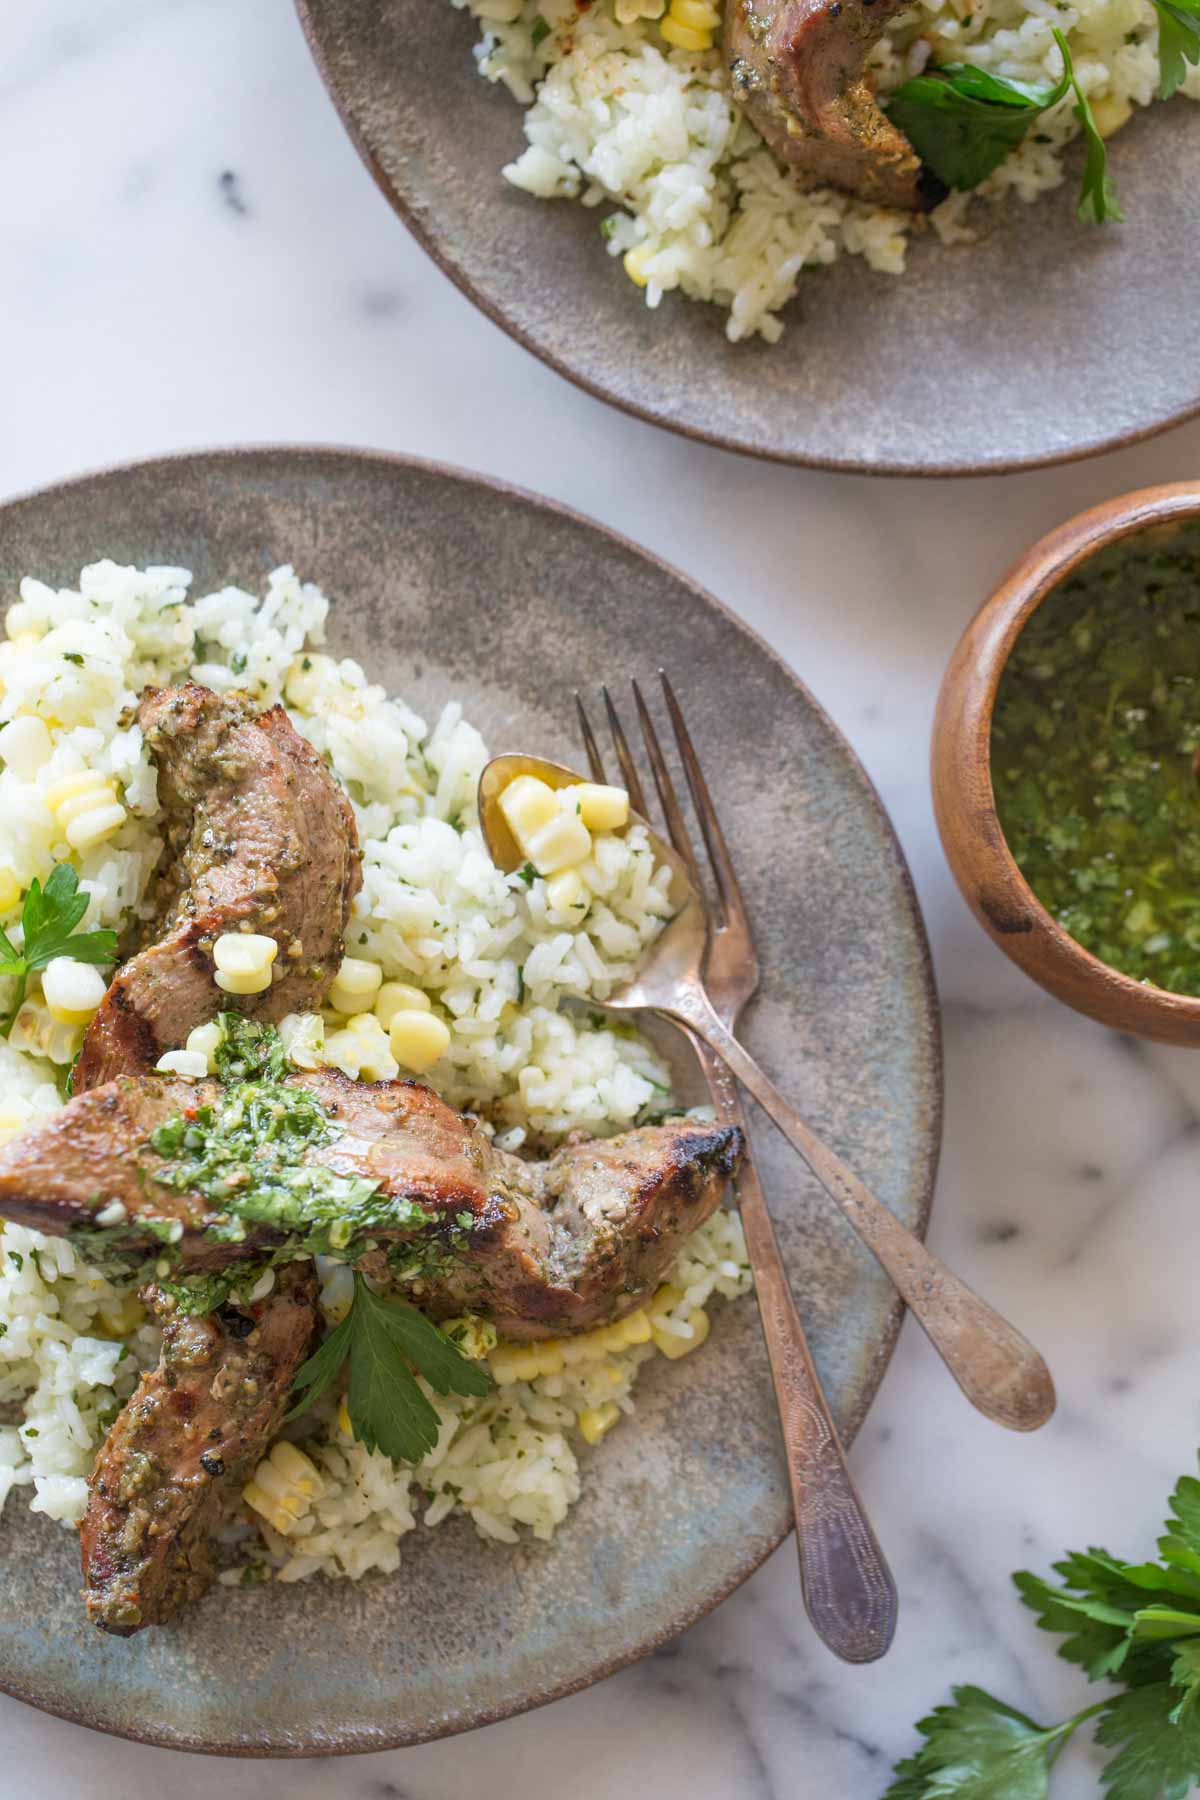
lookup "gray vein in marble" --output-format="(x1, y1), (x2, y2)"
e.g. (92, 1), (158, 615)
(218, 170), (249, 216)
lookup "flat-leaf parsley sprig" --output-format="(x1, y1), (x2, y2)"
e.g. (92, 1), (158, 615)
(0, 861), (117, 1036)
(289, 1272), (492, 1467)
(1150, 0), (1200, 98)
(887, 29), (1122, 224)
(885, 1452), (1200, 1798)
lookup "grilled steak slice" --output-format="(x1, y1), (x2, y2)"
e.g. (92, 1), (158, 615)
(726, 0), (942, 211)
(80, 1261), (317, 1635)
(74, 684), (361, 1090)
(0, 1071), (741, 1337)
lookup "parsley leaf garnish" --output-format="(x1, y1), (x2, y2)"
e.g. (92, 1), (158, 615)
(887, 30), (1122, 223)
(1151, 0), (1200, 97)
(1094, 1682), (1200, 1799)
(885, 1452), (1200, 1799)
(289, 1273), (491, 1467)
(881, 1687), (1092, 1800)
(0, 861), (117, 1036)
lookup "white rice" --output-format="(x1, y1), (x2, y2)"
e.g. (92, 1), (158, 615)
(255, 1207), (750, 1583)
(450, 0), (1200, 342)
(0, 560), (751, 1582)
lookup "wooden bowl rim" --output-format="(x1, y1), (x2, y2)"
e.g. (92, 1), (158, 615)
(947, 480), (1200, 1032)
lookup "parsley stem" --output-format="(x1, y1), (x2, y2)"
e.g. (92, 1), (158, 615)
(0, 972), (27, 1040)
(1049, 1696), (1117, 1751)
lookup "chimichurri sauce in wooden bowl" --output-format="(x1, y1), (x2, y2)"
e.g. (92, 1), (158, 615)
(991, 522), (1200, 998)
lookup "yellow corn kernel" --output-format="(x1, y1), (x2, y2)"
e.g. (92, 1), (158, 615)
(243, 1440), (325, 1536)
(327, 955), (383, 1014)
(242, 1484), (294, 1536)
(489, 1341), (566, 1386)
(156, 1049), (210, 1078)
(624, 243), (654, 287)
(41, 955), (109, 1024)
(269, 1441), (325, 1499)
(648, 1282), (683, 1320)
(557, 1307), (653, 1365)
(213, 931), (278, 995)
(578, 1402), (621, 1445)
(185, 1019), (225, 1070)
(44, 770), (107, 811)
(562, 782), (630, 832)
(544, 868), (587, 915)
(324, 1026), (365, 1080)
(660, 9), (713, 49)
(9, 1000), (81, 1065)
(609, 1308), (653, 1348)
(670, 0), (719, 24)
(651, 1306), (711, 1360)
(498, 775), (560, 853)
(388, 1008), (451, 1073)
(337, 1398), (352, 1437)
(345, 1012), (399, 1081)
(1090, 92), (1132, 137)
(44, 770), (127, 852)
(0, 870), (19, 914)
(98, 1293), (146, 1338)
(52, 788), (123, 843)
(68, 802), (126, 852)
(284, 652), (337, 710)
(277, 1011), (325, 1071)
(374, 980), (431, 1027)
(525, 810), (591, 876)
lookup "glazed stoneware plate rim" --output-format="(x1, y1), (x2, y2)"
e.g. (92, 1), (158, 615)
(933, 480), (1200, 1044)
(294, 2), (1200, 477)
(0, 446), (941, 1755)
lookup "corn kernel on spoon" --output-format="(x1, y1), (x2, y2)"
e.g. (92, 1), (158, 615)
(478, 752), (1055, 1435)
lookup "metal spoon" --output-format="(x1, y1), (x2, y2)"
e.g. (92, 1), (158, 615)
(478, 752), (1055, 1434)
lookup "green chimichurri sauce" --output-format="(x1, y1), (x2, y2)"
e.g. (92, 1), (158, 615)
(991, 522), (1200, 996)
(75, 1016), (472, 1315)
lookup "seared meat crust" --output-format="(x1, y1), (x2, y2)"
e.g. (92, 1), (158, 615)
(726, 0), (943, 210)
(80, 1261), (317, 1635)
(0, 1071), (741, 1337)
(74, 684), (361, 1090)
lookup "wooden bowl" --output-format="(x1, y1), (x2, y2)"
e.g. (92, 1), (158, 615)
(932, 483), (1200, 1046)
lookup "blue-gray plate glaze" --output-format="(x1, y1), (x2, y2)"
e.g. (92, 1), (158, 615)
(0, 449), (940, 1754)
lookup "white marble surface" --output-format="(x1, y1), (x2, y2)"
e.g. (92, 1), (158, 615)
(3, 2), (1200, 1793)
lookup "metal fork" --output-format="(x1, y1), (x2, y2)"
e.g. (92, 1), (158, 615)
(576, 681), (899, 1664)
(572, 675), (1054, 1439)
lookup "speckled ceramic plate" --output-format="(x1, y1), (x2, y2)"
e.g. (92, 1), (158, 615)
(295, 0), (1200, 476)
(0, 448), (940, 1754)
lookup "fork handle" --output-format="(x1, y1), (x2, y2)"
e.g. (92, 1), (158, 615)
(697, 1044), (897, 1663)
(669, 999), (1055, 1433)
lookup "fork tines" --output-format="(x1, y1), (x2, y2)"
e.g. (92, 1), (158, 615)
(574, 675), (747, 935)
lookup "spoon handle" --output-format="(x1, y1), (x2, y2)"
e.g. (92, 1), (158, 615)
(675, 1000), (1055, 1433)
(696, 1039), (897, 1663)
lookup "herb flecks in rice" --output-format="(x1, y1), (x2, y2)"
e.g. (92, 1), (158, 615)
(0, 559), (750, 1580)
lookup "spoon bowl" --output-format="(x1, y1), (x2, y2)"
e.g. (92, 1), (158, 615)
(478, 753), (709, 1014)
